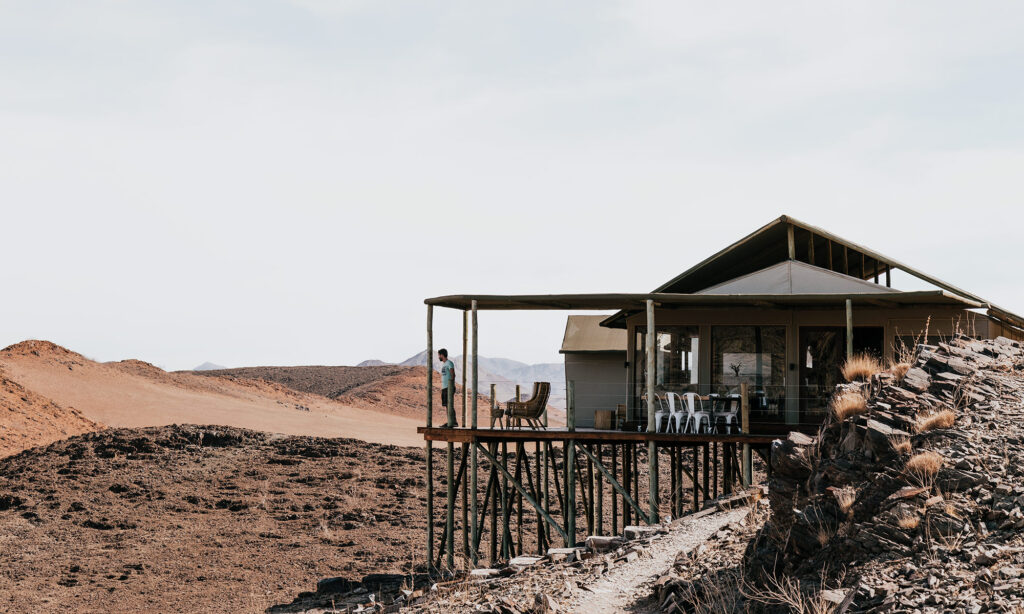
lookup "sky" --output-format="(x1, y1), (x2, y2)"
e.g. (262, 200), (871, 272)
(2, 1), (1024, 370)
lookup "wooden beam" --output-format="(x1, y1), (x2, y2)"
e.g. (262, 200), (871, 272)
(827, 239), (833, 271)
(426, 304), (434, 572)
(645, 300), (658, 524)
(471, 301), (478, 429)
(885, 264), (891, 288)
(574, 442), (649, 524)
(787, 224), (796, 260)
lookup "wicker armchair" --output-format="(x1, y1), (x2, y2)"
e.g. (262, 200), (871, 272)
(489, 400), (506, 429)
(505, 382), (551, 430)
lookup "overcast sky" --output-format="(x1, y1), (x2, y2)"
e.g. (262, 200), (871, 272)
(2, 1), (1024, 370)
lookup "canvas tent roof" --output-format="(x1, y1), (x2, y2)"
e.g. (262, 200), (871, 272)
(560, 315), (627, 354)
(600, 214), (1024, 331)
(696, 260), (901, 296)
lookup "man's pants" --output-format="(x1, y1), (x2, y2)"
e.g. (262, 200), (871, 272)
(441, 389), (457, 426)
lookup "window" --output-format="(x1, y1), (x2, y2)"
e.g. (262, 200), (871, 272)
(634, 326), (700, 401)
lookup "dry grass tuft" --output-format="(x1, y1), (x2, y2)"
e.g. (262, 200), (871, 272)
(906, 451), (944, 488)
(890, 362), (911, 381)
(831, 391), (868, 421)
(835, 487), (856, 517)
(897, 512), (920, 530)
(888, 434), (912, 456)
(842, 353), (883, 382)
(916, 409), (956, 433)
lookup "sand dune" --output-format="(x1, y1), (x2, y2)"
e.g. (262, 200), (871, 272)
(0, 341), (426, 449)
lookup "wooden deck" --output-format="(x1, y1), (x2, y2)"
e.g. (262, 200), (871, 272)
(418, 426), (781, 445)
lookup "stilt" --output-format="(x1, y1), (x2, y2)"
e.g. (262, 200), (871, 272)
(461, 443), (469, 563)
(618, 444), (626, 523)
(500, 442), (510, 559)
(489, 442), (498, 565)
(589, 444), (598, 536)
(426, 304), (434, 573)
(611, 444), (619, 535)
(713, 442), (719, 499)
(692, 446), (699, 513)
(536, 442), (545, 553)
(669, 446), (677, 519)
(595, 445), (604, 536)
(702, 444), (710, 504)
(566, 381), (577, 547)
(645, 300), (658, 524)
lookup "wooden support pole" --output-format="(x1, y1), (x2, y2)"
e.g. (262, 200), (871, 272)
(843, 246), (849, 275)
(692, 446), (699, 513)
(489, 443), (498, 565)
(669, 446), (677, 519)
(861, 252), (866, 280)
(885, 264), (891, 288)
(589, 446), (598, 532)
(427, 305), (433, 426)
(846, 299), (854, 360)
(827, 239), (833, 271)
(426, 304), (434, 572)
(446, 442), (455, 569)
(740, 382), (751, 489)
(462, 311), (468, 425)
(645, 300), (658, 524)
(471, 301), (478, 429)
(475, 443), (570, 543)
(473, 467), (495, 554)
(873, 257), (879, 284)
(702, 444), (710, 504)
(536, 442), (545, 553)
(787, 224), (796, 260)
(618, 444), (626, 523)
(461, 443), (469, 562)
(514, 444), (524, 556)
(808, 232), (815, 266)
(713, 442), (719, 499)
(574, 442), (648, 523)
(723, 443), (732, 496)
(596, 445), (604, 536)
(611, 444), (619, 535)
(434, 450), (468, 568)
(565, 435), (576, 546)
(500, 442), (510, 559)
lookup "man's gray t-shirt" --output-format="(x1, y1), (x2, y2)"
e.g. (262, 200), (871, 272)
(441, 360), (455, 389)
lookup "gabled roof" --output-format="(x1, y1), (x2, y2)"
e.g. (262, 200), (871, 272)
(600, 215), (1024, 330)
(696, 260), (900, 296)
(560, 315), (627, 354)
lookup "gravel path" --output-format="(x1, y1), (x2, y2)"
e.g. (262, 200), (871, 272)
(570, 507), (750, 613)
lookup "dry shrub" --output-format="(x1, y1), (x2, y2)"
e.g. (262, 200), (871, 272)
(897, 512), (920, 530)
(888, 434), (912, 455)
(831, 392), (867, 421)
(834, 487), (856, 517)
(906, 451), (944, 488)
(743, 573), (839, 614)
(890, 362), (911, 381)
(916, 409), (956, 433)
(842, 353), (883, 382)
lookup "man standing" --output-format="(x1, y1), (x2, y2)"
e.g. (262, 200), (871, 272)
(438, 348), (457, 426)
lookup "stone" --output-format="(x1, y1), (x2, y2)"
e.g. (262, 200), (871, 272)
(623, 526), (658, 540)
(533, 592), (559, 613)
(584, 535), (623, 553)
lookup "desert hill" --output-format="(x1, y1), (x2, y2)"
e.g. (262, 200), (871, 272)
(0, 424), (436, 613)
(0, 367), (100, 458)
(0, 341), (426, 449)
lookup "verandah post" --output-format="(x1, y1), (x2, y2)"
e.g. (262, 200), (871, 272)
(645, 299), (658, 524)
(846, 298), (854, 360)
(741, 382), (751, 488)
(426, 304), (434, 572)
(470, 301), (479, 566)
(565, 380), (576, 546)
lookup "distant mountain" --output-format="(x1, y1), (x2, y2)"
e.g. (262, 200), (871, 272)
(356, 359), (391, 367)
(193, 362), (227, 371)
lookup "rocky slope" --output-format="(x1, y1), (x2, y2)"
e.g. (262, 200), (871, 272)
(739, 336), (1024, 613)
(0, 367), (100, 458)
(0, 424), (438, 613)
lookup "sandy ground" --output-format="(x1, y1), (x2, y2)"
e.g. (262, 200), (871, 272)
(0, 341), (426, 449)
(0, 367), (99, 457)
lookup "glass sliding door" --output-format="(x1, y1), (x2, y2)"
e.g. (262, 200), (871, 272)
(711, 326), (786, 430)
(633, 326), (700, 427)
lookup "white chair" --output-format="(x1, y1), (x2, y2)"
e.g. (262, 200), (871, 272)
(656, 392), (686, 433)
(714, 395), (741, 433)
(653, 394), (669, 432)
(683, 392), (711, 434)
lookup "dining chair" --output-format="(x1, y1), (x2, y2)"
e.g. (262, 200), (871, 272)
(683, 392), (711, 434)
